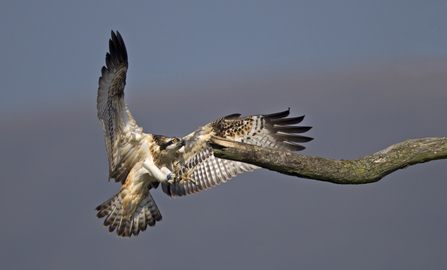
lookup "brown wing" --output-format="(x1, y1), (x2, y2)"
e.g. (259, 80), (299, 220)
(97, 30), (145, 184)
(162, 109), (312, 197)
(211, 109), (313, 151)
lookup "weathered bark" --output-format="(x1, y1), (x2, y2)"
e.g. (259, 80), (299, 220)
(209, 136), (447, 184)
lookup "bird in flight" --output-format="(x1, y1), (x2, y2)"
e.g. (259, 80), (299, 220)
(95, 30), (313, 238)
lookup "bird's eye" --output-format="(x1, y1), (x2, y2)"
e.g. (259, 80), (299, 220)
(172, 138), (178, 143)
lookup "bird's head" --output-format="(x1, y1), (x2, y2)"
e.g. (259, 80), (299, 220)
(164, 137), (185, 151)
(153, 135), (185, 153)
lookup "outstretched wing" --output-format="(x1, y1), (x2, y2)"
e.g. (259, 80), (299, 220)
(97, 30), (144, 184)
(162, 109), (312, 197)
(211, 109), (313, 151)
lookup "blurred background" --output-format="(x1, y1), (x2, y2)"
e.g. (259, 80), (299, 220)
(1, 1), (446, 269)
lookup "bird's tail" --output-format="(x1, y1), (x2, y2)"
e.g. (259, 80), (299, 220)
(95, 190), (162, 238)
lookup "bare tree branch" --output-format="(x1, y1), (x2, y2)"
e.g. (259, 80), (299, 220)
(209, 136), (447, 184)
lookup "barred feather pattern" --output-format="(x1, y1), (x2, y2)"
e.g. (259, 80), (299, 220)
(97, 31), (145, 184)
(97, 31), (128, 176)
(163, 109), (312, 197)
(162, 146), (258, 197)
(95, 31), (314, 238)
(212, 112), (313, 152)
(95, 190), (162, 238)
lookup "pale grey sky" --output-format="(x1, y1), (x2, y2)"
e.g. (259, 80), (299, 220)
(1, 1), (446, 113)
(1, 1), (447, 269)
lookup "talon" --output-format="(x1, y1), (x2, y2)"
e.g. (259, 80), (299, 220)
(180, 168), (196, 184)
(185, 177), (196, 184)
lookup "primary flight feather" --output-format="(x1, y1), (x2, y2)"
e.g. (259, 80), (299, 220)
(95, 30), (313, 238)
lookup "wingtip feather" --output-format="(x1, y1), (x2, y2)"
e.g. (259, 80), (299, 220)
(264, 109), (290, 119)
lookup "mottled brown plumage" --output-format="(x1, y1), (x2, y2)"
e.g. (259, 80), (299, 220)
(95, 31), (313, 238)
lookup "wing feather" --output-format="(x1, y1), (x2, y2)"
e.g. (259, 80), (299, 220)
(212, 108), (313, 151)
(162, 109), (312, 198)
(97, 30), (144, 184)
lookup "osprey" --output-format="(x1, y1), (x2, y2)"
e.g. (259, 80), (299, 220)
(95, 31), (313, 238)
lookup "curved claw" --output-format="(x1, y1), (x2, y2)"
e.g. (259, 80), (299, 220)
(179, 167), (196, 185)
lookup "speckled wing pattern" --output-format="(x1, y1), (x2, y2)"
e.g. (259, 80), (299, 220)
(97, 31), (144, 185)
(96, 31), (162, 238)
(95, 30), (313, 238)
(162, 110), (313, 197)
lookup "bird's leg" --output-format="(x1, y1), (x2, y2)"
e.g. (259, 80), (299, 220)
(144, 162), (176, 184)
(168, 162), (182, 185)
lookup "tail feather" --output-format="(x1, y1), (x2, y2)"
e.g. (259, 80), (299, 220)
(95, 190), (162, 238)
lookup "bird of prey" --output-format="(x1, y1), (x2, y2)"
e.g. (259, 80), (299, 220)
(95, 30), (313, 238)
